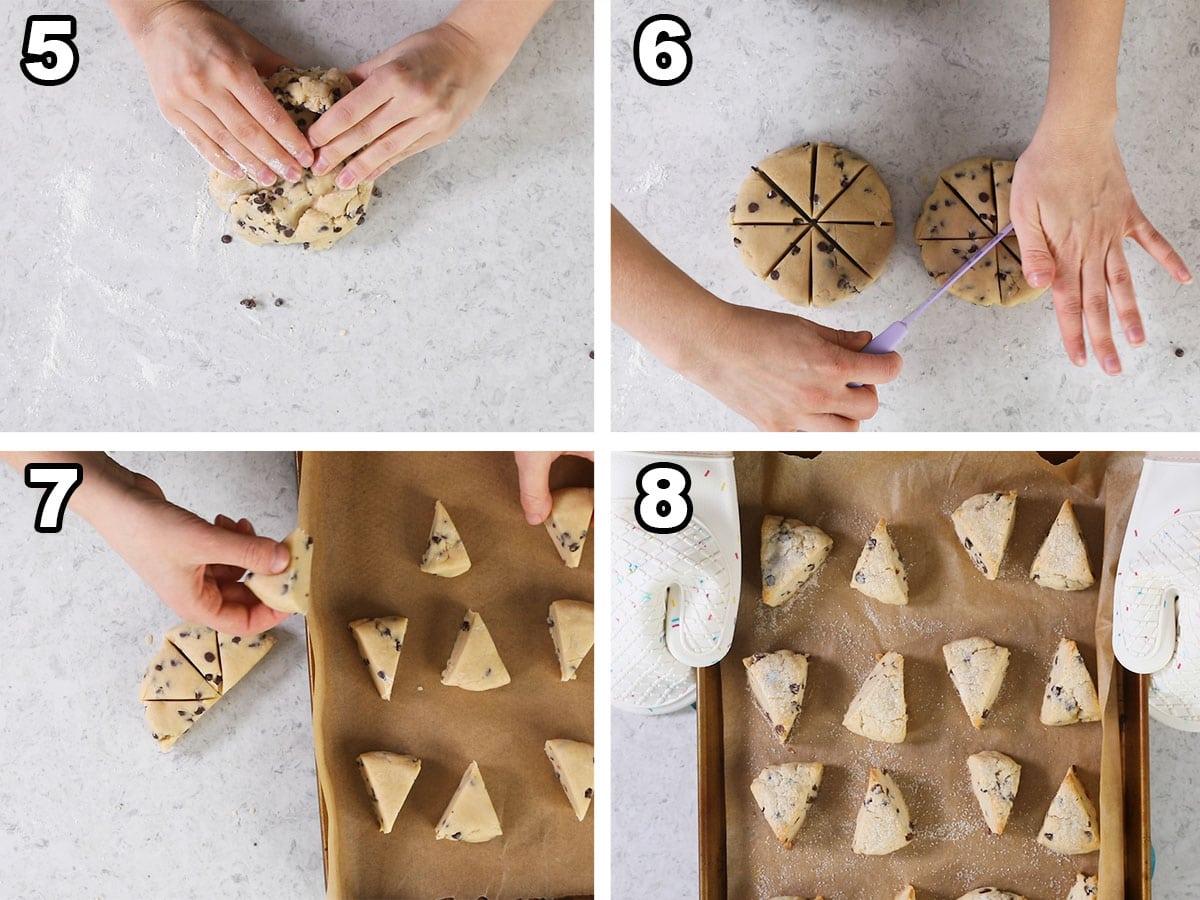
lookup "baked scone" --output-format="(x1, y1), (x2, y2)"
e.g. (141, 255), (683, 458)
(441, 610), (511, 691)
(349, 616), (409, 700)
(243, 527), (313, 614)
(357, 751), (421, 834)
(750, 762), (823, 848)
(1042, 638), (1102, 725)
(951, 491), (1017, 580)
(545, 487), (593, 568)
(967, 750), (1021, 835)
(547, 599), (595, 681)
(956, 891), (1026, 900)
(895, 888), (917, 900)
(729, 142), (895, 306)
(850, 518), (908, 605)
(419, 500), (471, 577)
(915, 157), (1044, 307)
(760, 515), (833, 607)
(1031, 501), (1094, 591)
(435, 760), (502, 843)
(1038, 766), (1101, 855)
(544, 739), (594, 821)
(1066, 873), (1098, 899)
(852, 768), (913, 855)
(944, 636), (1011, 728)
(843, 651), (907, 743)
(744, 650), (809, 744)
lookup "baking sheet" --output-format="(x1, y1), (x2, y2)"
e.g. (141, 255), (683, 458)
(720, 451), (1132, 899)
(301, 452), (594, 899)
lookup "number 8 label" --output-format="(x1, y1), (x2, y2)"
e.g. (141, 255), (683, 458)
(634, 463), (693, 535)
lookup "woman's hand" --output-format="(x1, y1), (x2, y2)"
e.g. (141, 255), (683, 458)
(514, 452), (595, 525)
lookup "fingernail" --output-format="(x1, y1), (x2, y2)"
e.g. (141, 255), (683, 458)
(1103, 356), (1121, 375)
(312, 157), (330, 176)
(272, 545), (291, 572)
(297, 149), (314, 168)
(256, 169), (277, 187)
(1073, 354), (1087, 367)
(525, 511), (543, 525)
(284, 166), (302, 182)
(1128, 325), (1145, 345)
(1027, 271), (1051, 288)
(335, 169), (356, 189)
(1178, 267), (1193, 284)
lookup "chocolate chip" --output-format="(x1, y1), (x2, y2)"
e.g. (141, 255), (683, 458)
(978, 192), (990, 203)
(588, 350), (595, 359)
(854, 571), (867, 583)
(766, 190), (777, 199)
(732, 237), (741, 246)
(769, 270), (780, 280)
(377, 670), (386, 679)
(273, 298), (285, 308)
(451, 832), (462, 840)
(220, 234), (232, 244)
(240, 298), (256, 309)
(204, 652), (215, 662)
(1176, 347), (1185, 358)
(789, 683), (801, 694)
(867, 538), (877, 550)
(816, 241), (832, 254)
(748, 202), (759, 213)
(764, 574), (776, 586)
(461, 620), (470, 631)
(584, 788), (593, 798)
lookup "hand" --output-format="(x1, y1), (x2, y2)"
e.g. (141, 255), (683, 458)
(307, 21), (503, 187)
(514, 452), (595, 525)
(1012, 125), (1191, 375)
(679, 304), (903, 432)
(79, 459), (292, 635)
(115, 0), (312, 184)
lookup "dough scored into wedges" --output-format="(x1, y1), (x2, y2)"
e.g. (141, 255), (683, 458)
(843, 651), (907, 743)
(850, 518), (908, 605)
(547, 599), (594, 681)
(760, 515), (833, 607)
(419, 500), (470, 577)
(545, 487), (593, 568)
(349, 616), (409, 700)
(744, 650), (809, 744)
(852, 768), (913, 855)
(441, 610), (511, 691)
(357, 751), (421, 834)
(967, 750), (1021, 835)
(951, 491), (1017, 580)
(216, 631), (276, 693)
(436, 760), (502, 843)
(140, 640), (219, 702)
(750, 761), (823, 848)
(1038, 766), (1100, 855)
(164, 623), (222, 689)
(1031, 501), (1095, 591)
(1041, 638), (1101, 726)
(544, 739), (594, 821)
(944, 636), (1010, 728)
(243, 527), (313, 614)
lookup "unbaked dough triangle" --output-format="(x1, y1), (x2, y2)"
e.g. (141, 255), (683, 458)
(951, 490), (1018, 579)
(545, 487), (593, 568)
(730, 167), (808, 224)
(419, 500), (471, 578)
(967, 749), (1021, 835)
(1031, 501), (1095, 591)
(243, 527), (313, 614)
(914, 180), (993, 242)
(216, 630), (276, 693)
(941, 157), (999, 234)
(349, 615), (409, 700)
(811, 229), (874, 307)
(850, 518), (908, 605)
(744, 650), (809, 744)
(435, 760), (503, 843)
(731, 222), (808, 278)
(760, 516), (832, 607)
(750, 761), (823, 848)
(812, 142), (869, 218)
(992, 159), (1016, 234)
(821, 222), (895, 281)
(1041, 638), (1101, 725)
(920, 240), (1002, 307)
(1038, 766), (1100, 855)
(842, 651), (907, 743)
(165, 623), (222, 691)
(820, 163), (893, 224)
(548, 599), (594, 681)
(140, 641), (219, 702)
(755, 143), (816, 218)
(544, 739), (594, 821)
(357, 751), (421, 834)
(765, 229), (814, 307)
(944, 636), (1010, 729)
(441, 610), (511, 691)
(852, 768), (913, 855)
(144, 698), (214, 752)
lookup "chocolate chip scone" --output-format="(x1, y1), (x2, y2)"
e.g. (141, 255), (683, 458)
(208, 67), (374, 250)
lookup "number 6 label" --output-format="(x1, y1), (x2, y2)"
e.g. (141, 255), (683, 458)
(634, 462), (693, 535)
(21, 15), (80, 87)
(25, 463), (83, 533)
(633, 14), (692, 86)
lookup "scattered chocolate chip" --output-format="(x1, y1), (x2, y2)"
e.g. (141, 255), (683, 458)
(240, 298), (256, 309)
(274, 298), (285, 307)
(588, 350), (595, 359)
(1175, 347), (1185, 358)
(220, 234), (232, 244)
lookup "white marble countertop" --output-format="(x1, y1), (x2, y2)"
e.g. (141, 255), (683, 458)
(0, 453), (322, 896)
(614, 708), (1199, 898)
(3, 1), (593, 431)
(611, 0), (1200, 432)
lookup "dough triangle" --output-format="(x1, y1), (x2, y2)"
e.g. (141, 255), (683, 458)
(731, 222), (808, 278)
(750, 761), (823, 848)
(165, 623), (222, 691)
(951, 491), (1017, 579)
(842, 651), (907, 743)
(943, 636), (1010, 728)
(216, 630), (276, 693)
(821, 223), (894, 281)
(548, 599), (594, 681)
(140, 641), (219, 702)
(1041, 638), (1101, 725)
(545, 487), (593, 568)
(1038, 766), (1100, 855)
(243, 527), (313, 614)
(810, 230), (874, 307)
(940, 158), (999, 233)
(920, 240), (1002, 307)
(435, 761), (502, 843)
(852, 768), (913, 855)
(760, 515), (833, 607)
(357, 751), (421, 834)
(744, 650), (809, 744)
(850, 518), (908, 605)
(544, 739), (594, 821)
(144, 698), (214, 752)
(419, 500), (471, 577)
(967, 749), (1021, 835)
(812, 142), (869, 218)
(1066, 874), (1098, 899)
(441, 610), (511, 691)
(765, 229), (813, 306)
(914, 179), (993, 241)
(819, 163), (893, 224)
(754, 143), (816, 218)
(1031, 501), (1094, 591)
(350, 616), (409, 700)
(730, 167), (809, 224)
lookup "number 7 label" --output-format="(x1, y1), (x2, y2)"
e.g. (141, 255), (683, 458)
(25, 463), (83, 533)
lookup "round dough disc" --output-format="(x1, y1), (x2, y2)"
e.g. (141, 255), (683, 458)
(728, 142), (895, 307)
(208, 67), (374, 251)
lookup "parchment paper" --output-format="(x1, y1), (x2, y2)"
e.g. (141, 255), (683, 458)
(301, 452), (594, 899)
(721, 451), (1136, 900)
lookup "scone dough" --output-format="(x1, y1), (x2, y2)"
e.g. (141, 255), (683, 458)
(208, 68), (374, 250)
(357, 751), (421, 834)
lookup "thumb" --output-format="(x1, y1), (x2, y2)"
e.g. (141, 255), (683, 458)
(514, 452), (555, 525)
(824, 327), (874, 352)
(202, 526), (291, 575)
(1012, 207), (1055, 289)
(250, 46), (296, 78)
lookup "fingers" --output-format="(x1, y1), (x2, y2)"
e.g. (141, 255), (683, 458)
(233, 75), (314, 168)
(310, 103), (398, 175)
(514, 452), (556, 525)
(203, 584), (291, 636)
(209, 88), (306, 181)
(1011, 207), (1056, 290)
(169, 113), (243, 180)
(307, 79), (390, 150)
(1130, 212), (1192, 285)
(200, 523), (291, 575)
(188, 103), (276, 185)
(1105, 241), (1145, 347)
(1049, 252), (1088, 367)
(834, 341), (903, 387)
(788, 414), (861, 433)
(363, 131), (443, 182)
(1080, 256), (1121, 375)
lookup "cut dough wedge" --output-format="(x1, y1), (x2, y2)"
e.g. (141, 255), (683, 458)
(357, 751), (421, 834)
(545, 487), (593, 568)
(349, 616), (409, 701)
(1041, 638), (1101, 726)
(918, 240), (1001, 307)
(812, 142), (868, 216)
(1031, 501), (1094, 591)
(1066, 874), (1098, 899)
(760, 515), (833, 607)
(843, 651), (907, 743)
(419, 500), (471, 578)
(754, 143), (816, 218)
(144, 698), (213, 752)
(850, 518), (908, 606)
(951, 491), (1017, 580)
(732, 167), (808, 223)
(441, 610), (511, 691)
(164, 623), (221, 689)
(140, 641), (219, 702)
(435, 760), (502, 843)
(744, 650), (809, 744)
(967, 750), (1021, 835)
(243, 527), (313, 614)
(544, 739), (594, 821)
(944, 636), (1010, 729)
(750, 761), (823, 848)
(1038, 766), (1100, 855)
(216, 631), (276, 693)
(852, 768), (913, 856)
(548, 599), (594, 681)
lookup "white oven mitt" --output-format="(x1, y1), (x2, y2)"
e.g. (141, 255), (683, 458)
(611, 452), (741, 714)
(1113, 453), (1200, 730)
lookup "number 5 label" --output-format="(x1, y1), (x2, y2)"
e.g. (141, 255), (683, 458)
(634, 14), (692, 86)
(21, 15), (80, 87)
(25, 463), (83, 533)
(634, 462), (693, 534)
